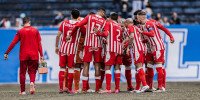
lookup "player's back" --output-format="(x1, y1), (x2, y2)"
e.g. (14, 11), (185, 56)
(84, 14), (106, 47)
(18, 26), (41, 59)
(106, 20), (123, 54)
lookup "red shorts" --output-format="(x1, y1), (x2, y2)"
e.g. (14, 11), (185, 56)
(59, 53), (75, 68)
(105, 52), (122, 66)
(145, 52), (154, 63)
(122, 53), (132, 66)
(83, 46), (102, 63)
(153, 50), (165, 63)
(133, 51), (144, 64)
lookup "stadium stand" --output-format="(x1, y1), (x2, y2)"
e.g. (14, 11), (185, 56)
(0, 0), (132, 26)
(150, 0), (200, 24)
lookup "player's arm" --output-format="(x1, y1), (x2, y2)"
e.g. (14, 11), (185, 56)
(96, 22), (109, 37)
(37, 30), (44, 61)
(55, 22), (63, 54)
(4, 32), (20, 60)
(71, 15), (89, 36)
(156, 21), (175, 43)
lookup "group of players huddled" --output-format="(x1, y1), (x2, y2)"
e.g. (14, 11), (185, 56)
(55, 7), (175, 94)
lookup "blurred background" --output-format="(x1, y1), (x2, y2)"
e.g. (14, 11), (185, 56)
(0, 0), (200, 84)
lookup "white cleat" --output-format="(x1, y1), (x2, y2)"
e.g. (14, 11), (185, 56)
(19, 91), (26, 95)
(87, 89), (95, 93)
(74, 89), (82, 94)
(99, 89), (112, 94)
(146, 87), (157, 92)
(131, 90), (141, 93)
(154, 87), (166, 93)
(140, 85), (149, 93)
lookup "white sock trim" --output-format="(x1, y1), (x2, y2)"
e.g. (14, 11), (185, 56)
(115, 70), (120, 73)
(82, 76), (88, 80)
(68, 68), (74, 73)
(60, 68), (66, 71)
(74, 68), (80, 71)
(95, 76), (101, 80)
(105, 70), (111, 74)
(147, 63), (154, 68)
(155, 64), (162, 68)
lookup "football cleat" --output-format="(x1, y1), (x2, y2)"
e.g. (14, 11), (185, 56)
(154, 87), (166, 93)
(113, 89), (120, 94)
(140, 85), (150, 93)
(131, 89), (141, 93)
(146, 87), (157, 92)
(87, 89), (95, 93)
(19, 91), (26, 95)
(74, 89), (82, 94)
(99, 89), (112, 94)
(127, 87), (134, 91)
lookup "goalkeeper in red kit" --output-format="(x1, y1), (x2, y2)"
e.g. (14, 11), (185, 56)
(4, 17), (44, 95)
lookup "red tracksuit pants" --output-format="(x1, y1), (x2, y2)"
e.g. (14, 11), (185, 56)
(19, 60), (38, 92)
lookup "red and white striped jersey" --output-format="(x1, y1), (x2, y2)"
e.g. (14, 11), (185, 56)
(72, 14), (106, 48)
(59, 20), (85, 55)
(140, 20), (165, 52)
(99, 20), (123, 54)
(127, 24), (144, 53)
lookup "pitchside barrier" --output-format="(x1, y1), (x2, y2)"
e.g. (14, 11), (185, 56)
(0, 25), (200, 84)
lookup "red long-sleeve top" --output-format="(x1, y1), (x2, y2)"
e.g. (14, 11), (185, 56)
(5, 26), (43, 61)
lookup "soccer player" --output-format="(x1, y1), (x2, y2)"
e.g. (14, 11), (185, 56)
(137, 11), (174, 92)
(120, 18), (134, 91)
(55, 9), (85, 94)
(74, 17), (85, 93)
(4, 17), (44, 95)
(70, 8), (106, 92)
(123, 18), (154, 93)
(96, 12), (123, 93)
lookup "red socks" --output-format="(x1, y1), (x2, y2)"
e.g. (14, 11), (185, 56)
(125, 69), (133, 89)
(163, 68), (166, 88)
(156, 65), (164, 89)
(82, 76), (88, 91)
(58, 69), (65, 90)
(115, 70), (121, 90)
(95, 76), (101, 91)
(135, 72), (141, 90)
(105, 70), (112, 90)
(67, 68), (74, 91)
(147, 67), (154, 89)
(137, 68), (147, 86)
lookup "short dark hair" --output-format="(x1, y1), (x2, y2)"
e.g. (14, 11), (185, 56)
(98, 7), (106, 13)
(23, 17), (30, 25)
(110, 12), (118, 21)
(137, 10), (146, 15)
(134, 9), (142, 16)
(71, 9), (80, 19)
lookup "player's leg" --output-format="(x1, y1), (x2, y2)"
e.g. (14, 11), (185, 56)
(153, 50), (165, 92)
(82, 46), (92, 93)
(58, 53), (67, 93)
(114, 54), (122, 93)
(123, 53), (133, 91)
(145, 53), (155, 91)
(19, 60), (28, 95)
(134, 51), (149, 93)
(94, 48), (103, 92)
(99, 52), (114, 93)
(74, 50), (83, 93)
(162, 66), (166, 88)
(27, 60), (39, 94)
(67, 54), (75, 94)
(100, 62), (105, 90)
(74, 63), (82, 93)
